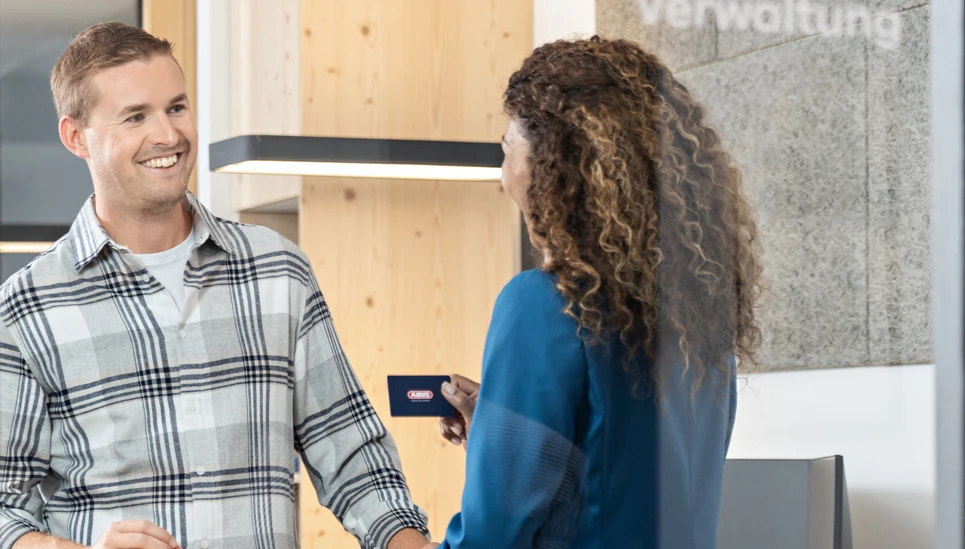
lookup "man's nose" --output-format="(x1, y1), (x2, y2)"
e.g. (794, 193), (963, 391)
(149, 112), (180, 147)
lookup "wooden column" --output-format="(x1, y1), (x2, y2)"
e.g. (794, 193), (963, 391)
(297, 0), (531, 546)
(142, 0), (198, 195)
(228, 0), (302, 212)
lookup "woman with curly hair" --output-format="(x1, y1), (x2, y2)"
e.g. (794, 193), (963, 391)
(429, 36), (763, 549)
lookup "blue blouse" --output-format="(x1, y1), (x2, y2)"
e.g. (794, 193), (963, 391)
(439, 269), (736, 549)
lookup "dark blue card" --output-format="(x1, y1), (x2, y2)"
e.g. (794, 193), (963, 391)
(387, 375), (455, 417)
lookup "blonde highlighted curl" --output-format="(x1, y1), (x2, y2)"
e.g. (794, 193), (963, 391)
(505, 37), (764, 396)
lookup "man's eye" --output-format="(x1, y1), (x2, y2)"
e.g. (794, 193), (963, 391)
(169, 104), (186, 114)
(126, 113), (144, 123)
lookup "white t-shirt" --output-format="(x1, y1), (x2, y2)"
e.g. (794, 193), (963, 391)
(133, 227), (196, 311)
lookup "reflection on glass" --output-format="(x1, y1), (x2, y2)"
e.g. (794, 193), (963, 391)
(0, 0), (139, 283)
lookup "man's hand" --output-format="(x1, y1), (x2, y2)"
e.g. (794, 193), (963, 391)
(439, 374), (479, 450)
(91, 520), (180, 549)
(12, 532), (85, 549)
(386, 527), (431, 549)
(12, 521), (179, 549)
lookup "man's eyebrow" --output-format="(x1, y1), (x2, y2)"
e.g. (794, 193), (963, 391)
(116, 94), (189, 118)
(117, 103), (149, 117)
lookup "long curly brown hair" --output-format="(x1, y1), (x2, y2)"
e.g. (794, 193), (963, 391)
(504, 37), (763, 396)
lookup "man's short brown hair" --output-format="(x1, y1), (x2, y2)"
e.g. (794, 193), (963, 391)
(50, 22), (178, 125)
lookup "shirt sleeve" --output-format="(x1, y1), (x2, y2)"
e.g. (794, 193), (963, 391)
(440, 272), (588, 549)
(0, 321), (51, 549)
(291, 269), (428, 549)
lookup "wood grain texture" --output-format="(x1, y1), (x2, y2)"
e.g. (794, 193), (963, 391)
(302, 0), (532, 141)
(299, 178), (519, 547)
(298, 0), (531, 545)
(229, 0), (303, 211)
(142, 0), (197, 196)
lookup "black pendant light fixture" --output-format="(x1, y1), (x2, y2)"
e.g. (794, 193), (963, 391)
(208, 135), (503, 181)
(0, 225), (68, 254)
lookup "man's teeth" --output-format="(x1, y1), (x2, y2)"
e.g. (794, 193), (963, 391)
(141, 154), (179, 168)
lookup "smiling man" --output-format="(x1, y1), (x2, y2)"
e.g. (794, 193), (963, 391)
(0, 22), (430, 549)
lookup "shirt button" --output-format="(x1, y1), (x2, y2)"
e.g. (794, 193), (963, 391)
(197, 466), (206, 476)
(187, 403), (197, 412)
(201, 541), (210, 549)
(179, 329), (186, 339)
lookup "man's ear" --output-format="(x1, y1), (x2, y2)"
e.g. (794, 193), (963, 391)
(59, 116), (89, 159)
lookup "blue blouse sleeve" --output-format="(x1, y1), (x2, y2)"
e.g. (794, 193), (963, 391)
(724, 356), (738, 453)
(439, 270), (588, 549)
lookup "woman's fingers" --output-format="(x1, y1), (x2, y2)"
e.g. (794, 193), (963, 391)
(442, 416), (463, 437)
(436, 374), (479, 449)
(439, 417), (465, 446)
(449, 374), (480, 397)
(442, 381), (476, 420)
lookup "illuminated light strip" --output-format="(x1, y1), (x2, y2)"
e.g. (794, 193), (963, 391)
(0, 242), (53, 254)
(214, 160), (501, 181)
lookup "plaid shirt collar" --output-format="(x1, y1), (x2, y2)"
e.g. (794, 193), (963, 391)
(69, 191), (238, 272)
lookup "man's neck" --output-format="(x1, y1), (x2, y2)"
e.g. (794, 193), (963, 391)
(93, 194), (193, 254)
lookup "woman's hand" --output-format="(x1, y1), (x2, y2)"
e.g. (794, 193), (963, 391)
(439, 374), (479, 449)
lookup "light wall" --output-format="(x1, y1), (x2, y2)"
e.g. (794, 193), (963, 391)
(730, 365), (936, 549)
(196, 0), (302, 221)
(534, 0), (596, 45)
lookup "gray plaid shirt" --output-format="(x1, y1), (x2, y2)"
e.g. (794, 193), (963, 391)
(0, 193), (428, 549)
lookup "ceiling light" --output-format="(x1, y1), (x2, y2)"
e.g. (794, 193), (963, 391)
(0, 242), (53, 254)
(0, 225), (67, 255)
(209, 135), (503, 181)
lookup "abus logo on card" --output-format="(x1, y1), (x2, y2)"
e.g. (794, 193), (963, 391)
(408, 390), (433, 400)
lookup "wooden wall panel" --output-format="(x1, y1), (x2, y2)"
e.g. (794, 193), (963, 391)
(229, 0), (303, 211)
(302, 0), (532, 141)
(143, 0), (197, 195)
(298, 1), (531, 545)
(298, 179), (519, 546)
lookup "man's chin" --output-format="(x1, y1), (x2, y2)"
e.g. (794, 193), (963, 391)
(136, 182), (191, 215)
